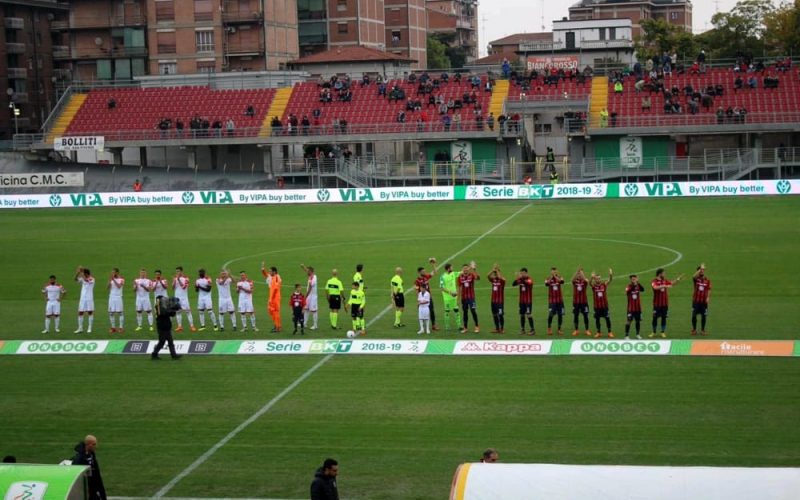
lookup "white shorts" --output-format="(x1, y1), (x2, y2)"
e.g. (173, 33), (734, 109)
(197, 295), (213, 310)
(136, 296), (152, 312)
(78, 299), (94, 313)
(218, 297), (235, 313)
(238, 299), (254, 314)
(176, 296), (190, 311)
(418, 308), (430, 321)
(306, 295), (318, 312)
(108, 296), (124, 313)
(46, 300), (61, 316)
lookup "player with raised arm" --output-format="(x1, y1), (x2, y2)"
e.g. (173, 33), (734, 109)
(439, 263), (460, 331)
(487, 264), (506, 333)
(691, 264), (711, 336)
(624, 274), (645, 339)
(172, 266), (196, 332)
(152, 269), (169, 299)
(512, 267), (535, 335)
(262, 262), (282, 333)
(41, 274), (65, 334)
(415, 259), (438, 330)
(649, 268), (683, 338)
(390, 267), (405, 328)
(571, 267), (592, 337)
(236, 271), (258, 332)
(325, 269), (345, 330)
(216, 269), (236, 331)
(590, 269), (614, 338)
(74, 267), (95, 334)
(458, 262), (480, 334)
(346, 281), (366, 336)
(195, 268), (218, 332)
(133, 269), (154, 332)
(544, 267), (565, 335)
(107, 268), (125, 333)
(300, 264), (318, 330)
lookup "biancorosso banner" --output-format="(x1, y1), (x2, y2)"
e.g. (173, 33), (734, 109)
(0, 180), (797, 209)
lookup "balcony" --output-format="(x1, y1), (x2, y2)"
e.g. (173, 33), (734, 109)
(7, 68), (27, 79)
(195, 12), (214, 22)
(11, 92), (28, 104)
(157, 44), (177, 55)
(225, 41), (265, 56)
(456, 18), (473, 30)
(53, 45), (71, 59)
(111, 46), (148, 57)
(6, 42), (25, 54)
(519, 41), (563, 52)
(50, 19), (69, 30)
(53, 68), (72, 79)
(5, 17), (24, 29)
(580, 39), (633, 50)
(67, 14), (147, 29)
(222, 10), (263, 23)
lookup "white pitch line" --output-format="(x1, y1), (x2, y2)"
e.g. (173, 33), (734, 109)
(154, 203), (531, 498)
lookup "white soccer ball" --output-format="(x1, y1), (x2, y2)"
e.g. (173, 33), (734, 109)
(346, 330), (356, 339)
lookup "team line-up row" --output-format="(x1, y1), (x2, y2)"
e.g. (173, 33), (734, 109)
(40, 260), (712, 340)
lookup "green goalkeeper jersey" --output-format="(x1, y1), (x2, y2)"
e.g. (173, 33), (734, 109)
(440, 271), (458, 296)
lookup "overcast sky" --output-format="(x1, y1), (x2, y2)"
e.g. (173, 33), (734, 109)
(480, 0), (786, 56)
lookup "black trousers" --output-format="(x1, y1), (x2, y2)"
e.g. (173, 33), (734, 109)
(152, 329), (177, 358)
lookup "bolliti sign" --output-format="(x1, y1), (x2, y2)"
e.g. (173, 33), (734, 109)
(54, 136), (104, 151)
(0, 172), (84, 189)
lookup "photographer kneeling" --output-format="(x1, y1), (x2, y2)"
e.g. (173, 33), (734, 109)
(152, 296), (182, 360)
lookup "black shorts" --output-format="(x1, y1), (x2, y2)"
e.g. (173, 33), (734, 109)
(350, 304), (364, 319)
(393, 293), (405, 308)
(692, 303), (708, 315)
(292, 306), (303, 319)
(594, 307), (609, 319)
(519, 303), (532, 315)
(573, 303), (589, 315)
(328, 295), (341, 310)
(653, 306), (669, 318)
(462, 299), (476, 310)
(548, 303), (565, 315)
(491, 303), (504, 315)
(627, 311), (642, 321)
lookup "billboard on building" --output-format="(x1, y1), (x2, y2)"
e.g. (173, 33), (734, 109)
(526, 56), (579, 71)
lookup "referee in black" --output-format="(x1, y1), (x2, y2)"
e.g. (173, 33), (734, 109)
(152, 296), (182, 360)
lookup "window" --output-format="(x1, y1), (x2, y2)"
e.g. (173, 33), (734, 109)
(534, 123), (552, 134)
(391, 30), (401, 44)
(155, 0), (174, 22)
(157, 31), (176, 54)
(337, 0), (347, 11)
(337, 22), (348, 34)
(159, 61), (176, 75)
(196, 30), (215, 52)
(671, 12), (678, 20)
(197, 60), (216, 73)
(599, 28), (606, 41)
(609, 27), (616, 40)
(194, 0), (213, 21)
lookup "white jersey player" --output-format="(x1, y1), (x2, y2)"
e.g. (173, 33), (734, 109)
(74, 267), (95, 333)
(107, 268), (125, 333)
(172, 266), (195, 332)
(301, 264), (319, 330)
(41, 275), (66, 334)
(133, 268), (154, 332)
(217, 270), (236, 331)
(236, 271), (258, 332)
(195, 269), (218, 331)
(152, 270), (169, 299)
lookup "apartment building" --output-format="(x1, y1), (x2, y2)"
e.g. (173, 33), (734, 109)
(568, 0), (692, 39)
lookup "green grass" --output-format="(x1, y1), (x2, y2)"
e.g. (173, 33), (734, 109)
(1, 197), (799, 499)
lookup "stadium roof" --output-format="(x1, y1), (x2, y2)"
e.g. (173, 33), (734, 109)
(489, 32), (552, 47)
(289, 46), (416, 65)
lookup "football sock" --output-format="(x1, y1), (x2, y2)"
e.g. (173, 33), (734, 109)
(573, 313), (579, 330)
(652, 317), (658, 333)
(498, 312), (504, 329)
(595, 317), (602, 332)
(605, 317), (611, 331)
(395, 311), (402, 325)
(109, 315), (116, 328)
(187, 313), (194, 327)
(240, 315), (247, 328)
(528, 317), (534, 330)
(352, 319), (358, 330)
(557, 314), (563, 329)
(249, 315), (256, 327)
(547, 312), (554, 327)
(44, 318), (50, 330)
(313, 311), (318, 327)
(209, 311), (217, 326)
(701, 315), (706, 330)
(625, 323), (631, 334)
(331, 312), (338, 327)
(176, 315), (183, 327)
(493, 312), (500, 329)
(692, 315), (697, 330)
(77, 316), (84, 330)
(470, 309), (479, 326)
(462, 308), (468, 328)
(118, 314), (124, 329)
(520, 315), (526, 330)
(199, 313), (206, 327)
(54, 317), (60, 330)
(660, 317), (667, 332)
(583, 312), (590, 329)
(304, 310), (309, 325)
(137, 312), (143, 327)
(419, 319), (424, 332)
(425, 319), (430, 333)
(88, 316), (94, 329)
(147, 312), (153, 326)
(635, 319), (641, 334)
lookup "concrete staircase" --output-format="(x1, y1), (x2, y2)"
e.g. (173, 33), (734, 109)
(259, 87), (294, 137)
(488, 79), (510, 117)
(45, 93), (87, 144)
(589, 76), (609, 128)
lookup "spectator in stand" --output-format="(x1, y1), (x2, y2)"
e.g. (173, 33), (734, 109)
(599, 108), (609, 127)
(397, 111), (406, 123)
(212, 119), (222, 137)
(683, 83), (694, 96)
(688, 97), (699, 115)
(226, 118), (235, 137)
(245, 105), (255, 117)
(641, 96), (651, 112)
(453, 113), (462, 131)
(610, 111), (618, 128)
(502, 59), (511, 79)
(734, 76), (744, 91)
(133, 179), (142, 192)
(377, 82), (387, 97)
(663, 99), (673, 114)
(361, 73), (370, 86)
(107, 98), (116, 110)
(428, 94), (436, 108)
(690, 62), (700, 75)
(701, 93), (714, 111)
(301, 115), (310, 135)
(475, 112), (484, 130)
(697, 49), (706, 65)
(748, 75), (758, 89)
(614, 80), (624, 94)
(716, 107), (725, 124)
(442, 114), (452, 132)
(487, 112), (495, 131)
(175, 118), (184, 138)
(764, 74), (779, 89)
(634, 79), (646, 92)
(438, 102), (448, 115)
(471, 75), (481, 89)
(271, 116), (282, 135)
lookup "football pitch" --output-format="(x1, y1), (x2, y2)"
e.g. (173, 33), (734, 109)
(2, 197), (800, 499)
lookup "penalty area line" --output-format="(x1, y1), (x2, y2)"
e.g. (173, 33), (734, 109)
(153, 203), (531, 498)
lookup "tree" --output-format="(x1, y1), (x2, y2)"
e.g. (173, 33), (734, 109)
(763, 0), (800, 56)
(634, 18), (698, 63)
(697, 0), (775, 59)
(427, 35), (450, 70)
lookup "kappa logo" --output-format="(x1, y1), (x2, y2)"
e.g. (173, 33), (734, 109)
(468, 186), (479, 199)
(776, 180), (791, 195)
(461, 341), (481, 352)
(181, 192), (195, 204)
(317, 189), (331, 202)
(624, 184), (639, 197)
(49, 194), (62, 207)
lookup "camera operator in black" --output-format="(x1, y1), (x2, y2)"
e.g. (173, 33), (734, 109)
(152, 296), (182, 360)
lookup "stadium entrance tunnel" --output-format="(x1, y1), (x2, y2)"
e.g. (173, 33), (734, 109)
(449, 462), (800, 500)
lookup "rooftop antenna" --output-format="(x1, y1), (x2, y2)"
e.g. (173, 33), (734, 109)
(540, 0), (546, 31)
(714, 0), (721, 13)
(481, 12), (488, 57)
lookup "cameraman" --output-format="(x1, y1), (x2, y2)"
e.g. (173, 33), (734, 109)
(151, 296), (182, 360)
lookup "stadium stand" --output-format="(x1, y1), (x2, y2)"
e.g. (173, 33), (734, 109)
(65, 87), (277, 139)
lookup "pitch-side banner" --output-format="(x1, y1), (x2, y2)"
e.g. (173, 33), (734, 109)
(0, 181), (798, 209)
(54, 136), (104, 151)
(0, 172), (85, 189)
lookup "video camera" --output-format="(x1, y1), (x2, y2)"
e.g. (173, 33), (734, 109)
(157, 296), (181, 317)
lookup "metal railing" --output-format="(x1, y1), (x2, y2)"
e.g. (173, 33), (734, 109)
(40, 86), (75, 134)
(573, 112), (800, 131)
(6, 42), (25, 54)
(222, 10), (263, 22)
